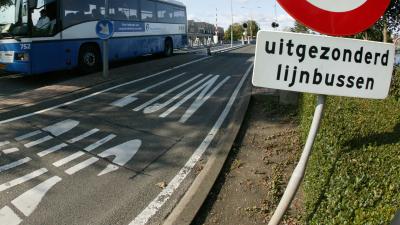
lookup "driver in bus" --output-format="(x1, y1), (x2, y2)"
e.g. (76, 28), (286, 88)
(35, 9), (50, 30)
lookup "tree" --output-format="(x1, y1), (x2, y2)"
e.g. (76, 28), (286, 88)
(0, 0), (12, 8)
(382, 0), (400, 42)
(290, 21), (310, 34)
(244, 20), (260, 38)
(224, 23), (244, 41)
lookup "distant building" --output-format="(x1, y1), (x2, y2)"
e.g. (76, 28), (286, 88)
(188, 20), (224, 46)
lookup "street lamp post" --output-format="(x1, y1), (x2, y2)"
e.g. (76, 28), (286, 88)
(231, 0), (233, 47)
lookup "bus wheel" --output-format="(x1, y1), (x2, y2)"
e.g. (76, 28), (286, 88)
(79, 45), (100, 74)
(164, 39), (173, 57)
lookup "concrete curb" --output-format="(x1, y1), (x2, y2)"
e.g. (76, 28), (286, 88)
(163, 69), (253, 225)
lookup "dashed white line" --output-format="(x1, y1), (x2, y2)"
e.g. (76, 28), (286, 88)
(24, 136), (53, 148)
(111, 72), (187, 108)
(67, 128), (100, 144)
(37, 143), (68, 158)
(0, 157), (31, 173)
(2, 148), (19, 154)
(0, 206), (22, 225)
(15, 131), (42, 142)
(65, 158), (99, 175)
(0, 141), (10, 148)
(0, 168), (48, 192)
(129, 63), (253, 225)
(84, 134), (116, 152)
(53, 151), (85, 167)
(11, 176), (62, 217)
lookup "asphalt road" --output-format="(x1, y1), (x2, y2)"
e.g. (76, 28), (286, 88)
(0, 45), (255, 225)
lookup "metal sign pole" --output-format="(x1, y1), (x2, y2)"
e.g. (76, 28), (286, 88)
(268, 95), (326, 225)
(103, 0), (109, 78)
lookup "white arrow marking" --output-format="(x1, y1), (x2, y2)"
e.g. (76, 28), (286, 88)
(11, 176), (62, 216)
(42, 119), (80, 136)
(307, 0), (367, 12)
(97, 140), (142, 176)
(0, 206), (22, 225)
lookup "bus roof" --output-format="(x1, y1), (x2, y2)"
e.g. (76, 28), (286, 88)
(158, 0), (186, 7)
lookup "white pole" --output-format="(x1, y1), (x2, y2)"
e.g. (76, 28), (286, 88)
(103, 0), (109, 78)
(268, 95), (326, 225)
(231, 0), (233, 47)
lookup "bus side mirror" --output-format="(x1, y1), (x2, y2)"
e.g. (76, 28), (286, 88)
(28, 0), (37, 9)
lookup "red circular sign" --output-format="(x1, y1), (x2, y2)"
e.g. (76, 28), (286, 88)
(277, 0), (390, 36)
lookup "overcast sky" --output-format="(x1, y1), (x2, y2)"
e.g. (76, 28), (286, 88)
(180, 0), (295, 30)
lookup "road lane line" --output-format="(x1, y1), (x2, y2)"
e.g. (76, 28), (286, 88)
(179, 76), (231, 123)
(129, 63), (253, 225)
(67, 128), (100, 144)
(111, 72), (187, 108)
(0, 141), (10, 147)
(143, 75), (213, 114)
(159, 76), (228, 119)
(0, 206), (22, 225)
(52, 152), (85, 167)
(65, 158), (99, 175)
(15, 131), (42, 141)
(133, 74), (203, 112)
(37, 143), (68, 157)
(84, 134), (116, 152)
(0, 157), (31, 173)
(2, 148), (19, 154)
(11, 176), (62, 217)
(0, 168), (48, 192)
(24, 136), (53, 148)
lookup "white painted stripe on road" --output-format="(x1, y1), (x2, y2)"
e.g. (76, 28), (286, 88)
(0, 141), (10, 147)
(143, 75), (213, 114)
(11, 176), (62, 216)
(43, 119), (80, 136)
(2, 148), (19, 154)
(24, 136), (53, 148)
(52, 151), (85, 167)
(67, 128), (100, 144)
(111, 72), (186, 108)
(0, 157), (31, 173)
(129, 63), (253, 225)
(15, 131), (42, 141)
(37, 143), (68, 157)
(0, 206), (22, 225)
(84, 134), (116, 152)
(159, 76), (228, 119)
(179, 76), (231, 123)
(0, 168), (48, 192)
(65, 158), (99, 175)
(0, 56), (212, 125)
(133, 74), (203, 112)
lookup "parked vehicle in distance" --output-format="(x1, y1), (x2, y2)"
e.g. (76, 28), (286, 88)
(0, 0), (187, 75)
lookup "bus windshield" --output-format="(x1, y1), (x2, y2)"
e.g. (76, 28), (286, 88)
(0, 0), (29, 38)
(0, 1), (17, 25)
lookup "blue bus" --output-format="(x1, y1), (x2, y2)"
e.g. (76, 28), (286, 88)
(0, 0), (187, 75)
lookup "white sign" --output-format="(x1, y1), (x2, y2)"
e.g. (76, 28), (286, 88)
(0, 51), (14, 63)
(253, 31), (395, 99)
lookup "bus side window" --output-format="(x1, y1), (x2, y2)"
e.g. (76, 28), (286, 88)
(140, 0), (155, 22)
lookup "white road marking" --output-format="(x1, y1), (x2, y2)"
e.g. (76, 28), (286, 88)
(2, 148), (19, 154)
(0, 157), (31, 173)
(84, 134), (116, 152)
(0, 206), (22, 225)
(11, 176), (62, 216)
(67, 128), (100, 144)
(307, 0), (367, 12)
(179, 76), (231, 123)
(65, 158), (99, 175)
(133, 74), (203, 112)
(97, 140), (142, 176)
(43, 119), (80, 136)
(129, 63), (253, 225)
(0, 141), (10, 148)
(37, 143), (68, 157)
(0, 56), (212, 125)
(0, 168), (48, 192)
(143, 75), (213, 114)
(160, 76), (229, 119)
(24, 136), (53, 148)
(15, 131), (42, 141)
(111, 72), (187, 108)
(53, 151), (85, 167)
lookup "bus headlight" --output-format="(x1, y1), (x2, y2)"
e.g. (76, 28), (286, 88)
(15, 52), (30, 62)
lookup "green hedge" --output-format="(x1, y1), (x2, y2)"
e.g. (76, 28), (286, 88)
(301, 68), (400, 224)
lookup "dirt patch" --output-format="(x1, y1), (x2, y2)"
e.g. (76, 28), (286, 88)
(192, 91), (303, 225)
